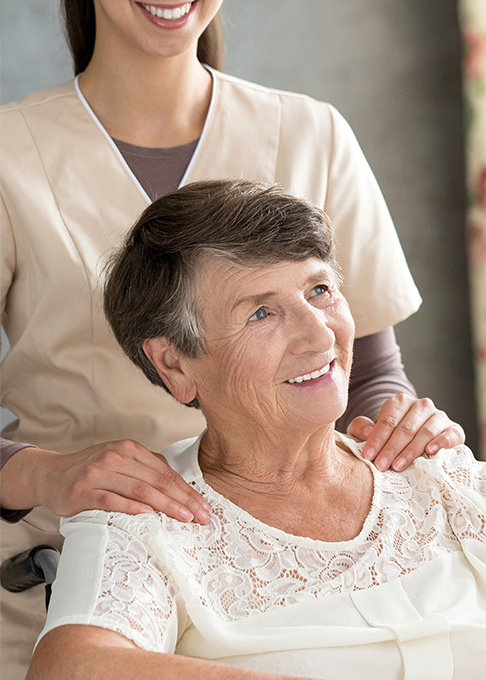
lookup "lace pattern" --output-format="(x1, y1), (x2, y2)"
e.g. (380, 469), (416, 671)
(89, 514), (179, 652)
(80, 443), (486, 649)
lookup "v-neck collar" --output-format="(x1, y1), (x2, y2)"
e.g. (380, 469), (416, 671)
(74, 66), (219, 204)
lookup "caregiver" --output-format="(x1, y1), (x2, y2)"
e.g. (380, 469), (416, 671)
(0, 1), (464, 677)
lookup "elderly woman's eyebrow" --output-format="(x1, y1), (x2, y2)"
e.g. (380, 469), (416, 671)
(231, 267), (334, 312)
(231, 292), (277, 312)
(306, 268), (335, 287)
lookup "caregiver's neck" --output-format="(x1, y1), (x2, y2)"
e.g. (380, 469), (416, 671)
(78, 37), (211, 148)
(199, 425), (374, 542)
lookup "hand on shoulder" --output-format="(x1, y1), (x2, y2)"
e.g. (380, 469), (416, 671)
(347, 394), (465, 472)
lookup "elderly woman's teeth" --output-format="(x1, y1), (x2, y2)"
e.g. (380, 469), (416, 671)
(141, 3), (192, 19)
(288, 364), (330, 384)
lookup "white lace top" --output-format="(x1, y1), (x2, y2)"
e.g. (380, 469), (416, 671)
(39, 433), (486, 680)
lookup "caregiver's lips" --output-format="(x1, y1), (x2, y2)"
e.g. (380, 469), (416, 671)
(137, 1), (197, 28)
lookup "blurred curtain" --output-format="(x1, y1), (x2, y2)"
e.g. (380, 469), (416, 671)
(460, 0), (486, 459)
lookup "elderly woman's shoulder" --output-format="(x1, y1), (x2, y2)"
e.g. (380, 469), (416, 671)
(60, 508), (166, 540)
(340, 430), (485, 498)
(414, 444), (486, 495)
(337, 432), (484, 482)
(424, 443), (483, 470)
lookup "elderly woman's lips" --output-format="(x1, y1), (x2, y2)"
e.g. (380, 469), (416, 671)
(286, 360), (335, 384)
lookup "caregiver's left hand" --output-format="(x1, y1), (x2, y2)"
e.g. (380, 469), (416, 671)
(347, 394), (465, 471)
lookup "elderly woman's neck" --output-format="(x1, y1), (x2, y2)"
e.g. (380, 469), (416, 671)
(199, 425), (373, 542)
(199, 425), (353, 496)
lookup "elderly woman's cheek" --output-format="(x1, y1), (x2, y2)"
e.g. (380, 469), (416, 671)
(217, 334), (281, 414)
(333, 298), (355, 375)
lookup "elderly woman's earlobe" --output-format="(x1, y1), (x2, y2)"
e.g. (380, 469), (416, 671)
(142, 338), (198, 405)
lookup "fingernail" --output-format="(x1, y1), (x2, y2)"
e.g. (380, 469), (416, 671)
(180, 508), (194, 522)
(363, 447), (376, 461)
(195, 509), (210, 524)
(393, 457), (406, 471)
(138, 506), (154, 514)
(375, 457), (388, 471)
(202, 500), (212, 512)
(363, 427), (373, 438)
(427, 444), (439, 455)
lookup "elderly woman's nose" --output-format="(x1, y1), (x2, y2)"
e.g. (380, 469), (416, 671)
(287, 305), (334, 353)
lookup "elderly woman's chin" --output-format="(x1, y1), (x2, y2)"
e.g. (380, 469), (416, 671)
(278, 359), (351, 432)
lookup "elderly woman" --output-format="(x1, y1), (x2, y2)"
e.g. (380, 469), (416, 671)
(28, 181), (486, 680)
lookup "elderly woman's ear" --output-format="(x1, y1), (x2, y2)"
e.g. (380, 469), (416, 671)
(143, 338), (198, 405)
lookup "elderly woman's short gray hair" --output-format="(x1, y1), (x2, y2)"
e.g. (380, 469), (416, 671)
(104, 179), (340, 407)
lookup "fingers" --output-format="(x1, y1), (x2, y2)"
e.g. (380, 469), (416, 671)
(362, 395), (429, 467)
(66, 439), (211, 523)
(424, 423), (465, 455)
(118, 458), (211, 523)
(361, 395), (464, 472)
(69, 472), (210, 523)
(147, 451), (212, 521)
(384, 411), (453, 471)
(126, 445), (212, 522)
(67, 489), (156, 517)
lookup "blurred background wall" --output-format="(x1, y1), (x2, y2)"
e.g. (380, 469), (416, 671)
(0, 0), (478, 452)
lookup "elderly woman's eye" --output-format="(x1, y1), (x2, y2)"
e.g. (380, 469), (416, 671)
(310, 284), (329, 297)
(249, 307), (268, 322)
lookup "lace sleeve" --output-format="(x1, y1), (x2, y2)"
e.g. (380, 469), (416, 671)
(89, 514), (180, 653)
(41, 511), (181, 654)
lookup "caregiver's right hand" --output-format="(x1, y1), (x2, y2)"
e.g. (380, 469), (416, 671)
(5, 441), (211, 523)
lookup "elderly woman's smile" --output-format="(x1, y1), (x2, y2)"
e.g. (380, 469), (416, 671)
(285, 361), (333, 384)
(179, 257), (355, 434)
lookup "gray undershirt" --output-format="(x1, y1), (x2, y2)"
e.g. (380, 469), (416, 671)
(112, 137), (199, 200)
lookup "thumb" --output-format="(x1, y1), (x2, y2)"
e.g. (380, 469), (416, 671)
(346, 416), (375, 441)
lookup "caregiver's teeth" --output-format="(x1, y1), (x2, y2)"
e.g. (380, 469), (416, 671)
(287, 364), (330, 384)
(142, 3), (192, 20)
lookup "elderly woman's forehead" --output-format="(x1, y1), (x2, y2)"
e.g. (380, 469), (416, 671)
(198, 256), (336, 290)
